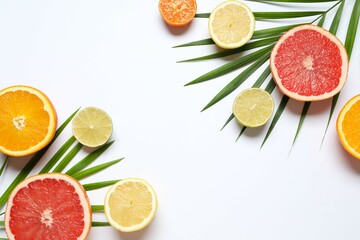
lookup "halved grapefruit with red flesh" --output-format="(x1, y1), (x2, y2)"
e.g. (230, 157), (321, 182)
(5, 173), (91, 240)
(270, 25), (348, 101)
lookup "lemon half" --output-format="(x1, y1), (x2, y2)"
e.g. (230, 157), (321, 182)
(209, 0), (255, 49)
(104, 178), (158, 232)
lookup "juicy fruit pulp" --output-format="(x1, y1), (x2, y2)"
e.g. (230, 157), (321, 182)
(72, 107), (113, 148)
(337, 94), (360, 160)
(158, 0), (197, 27)
(104, 178), (158, 232)
(270, 25), (348, 101)
(209, 0), (255, 49)
(0, 85), (57, 157)
(5, 173), (91, 240)
(233, 88), (274, 128)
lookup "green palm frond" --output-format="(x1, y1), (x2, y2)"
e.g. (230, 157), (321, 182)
(0, 109), (123, 232)
(178, 0), (360, 148)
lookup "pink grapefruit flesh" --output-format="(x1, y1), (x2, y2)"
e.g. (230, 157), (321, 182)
(270, 24), (348, 101)
(5, 173), (91, 240)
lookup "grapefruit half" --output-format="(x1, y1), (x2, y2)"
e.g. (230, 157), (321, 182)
(5, 173), (92, 240)
(270, 25), (348, 101)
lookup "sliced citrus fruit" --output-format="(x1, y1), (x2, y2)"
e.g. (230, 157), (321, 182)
(337, 94), (360, 160)
(233, 88), (274, 128)
(209, 0), (255, 49)
(270, 24), (348, 102)
(72, 107), (113, 148)
(5, 173), (92, 240)
(0, 85), (57, 157)
(158, 0), (197, 27)
(104, 178), (158, 232)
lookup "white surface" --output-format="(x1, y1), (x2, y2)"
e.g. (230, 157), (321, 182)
(0, 1), (360, 239)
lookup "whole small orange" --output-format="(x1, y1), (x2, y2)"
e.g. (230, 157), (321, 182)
(0, 85), (57, 157)
(337, 94), (360, 160)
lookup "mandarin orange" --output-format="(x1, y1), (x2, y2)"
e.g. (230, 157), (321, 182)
(159, 0), (197, 27)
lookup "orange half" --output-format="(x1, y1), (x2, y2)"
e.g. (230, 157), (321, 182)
(0, 85), (57, 157)
(337, 94), (360, 160)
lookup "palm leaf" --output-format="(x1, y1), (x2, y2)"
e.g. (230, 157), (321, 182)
(291, 102), (311, 149)
(91, 205), (104, 211)
(70, 158), (124, 180)
(261, 95), (290, 148)
(344, 0), (360, 59)
(254, 11), (324, 19)
(0, 157), (8, 178)
(202, 52), (270, 111)
(322, 0), (359, 145)
(174, 23), (302, 48)
(52, 142), (83, 173)
(65, 141), (115, 176)
(178, 36), (279, 62)
(83, 180), (120, 191)
(246, 0), (338, 2)
(92, 222), (111, 227)
(196, 11), (324, 19)
(185, 45), (273, 86)
(252, 24), (302, 39)
(0, 108), (79, 209)
(38, 136), (76, 174)
(173, 38), (214, 48)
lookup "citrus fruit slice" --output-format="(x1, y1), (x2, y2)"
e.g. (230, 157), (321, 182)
(104, 178), (158, 232)
(270, 24), (348, 102)
(232, 88), (274, 128)
(5, 173), (92, 240)
(158, 0), (197, 27)
(72, 107), (113, 148)
(0, 85), (57, 157)
(209, 0), (255, 49)
(337, 94), (360, 160)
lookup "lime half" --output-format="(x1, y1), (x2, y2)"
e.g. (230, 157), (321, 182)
(233, 88), (274, 128)
(72, 107), (113, 147)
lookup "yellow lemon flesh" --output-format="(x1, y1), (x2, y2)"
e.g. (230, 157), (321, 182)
(209, 0), (255, 49)
(104, 178), (158, 232)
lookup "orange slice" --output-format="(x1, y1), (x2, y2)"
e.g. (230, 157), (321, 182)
(337, 94), (360, 160)
(0, 85), (57, 157)
(158, 0), (197, 27)
(5, 173), (92, 240)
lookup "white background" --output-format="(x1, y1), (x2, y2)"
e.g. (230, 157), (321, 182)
(0, 1), (360, 239)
